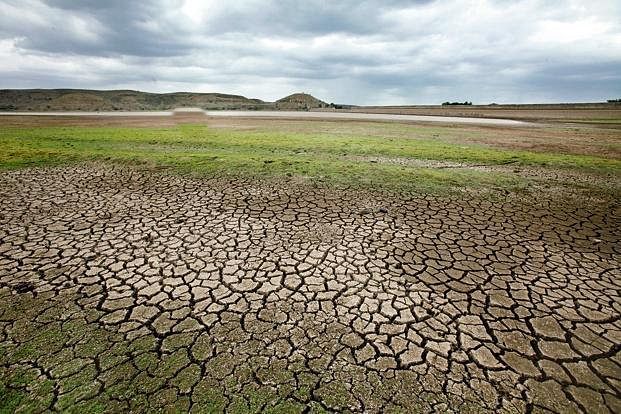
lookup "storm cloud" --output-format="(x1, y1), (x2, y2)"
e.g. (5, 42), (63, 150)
(1, 0), (620, 104)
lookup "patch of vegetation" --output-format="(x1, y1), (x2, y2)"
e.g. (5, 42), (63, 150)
(0, 124), (618, 194)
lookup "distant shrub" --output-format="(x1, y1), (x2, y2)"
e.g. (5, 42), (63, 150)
(607, 99), (621, 103)
(442, 101), (473, 106)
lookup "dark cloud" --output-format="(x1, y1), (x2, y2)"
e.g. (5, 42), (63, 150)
(0, 1), (190, 56)
(0, 0), (619, 104)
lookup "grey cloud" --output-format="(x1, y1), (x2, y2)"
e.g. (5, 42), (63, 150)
(3, 1), (431, 57)
(1, 1), (191, 57)
(0, 0), (620, 104)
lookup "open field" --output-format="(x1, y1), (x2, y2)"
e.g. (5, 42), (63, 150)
(341, 103), (621, 124)
(0, 111), (531, 127)
(0, 114), (620, 412)
(0, 114), (619, 195)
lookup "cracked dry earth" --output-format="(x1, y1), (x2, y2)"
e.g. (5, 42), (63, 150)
(0, 165), (619, 413)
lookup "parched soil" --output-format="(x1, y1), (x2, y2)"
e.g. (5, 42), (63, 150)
(0, 165), (619, 413)
(0, 113), (207, 128)
(345, 105), (621, 123)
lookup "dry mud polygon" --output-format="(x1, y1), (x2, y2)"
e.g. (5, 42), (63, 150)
(0, 165), (619, 413)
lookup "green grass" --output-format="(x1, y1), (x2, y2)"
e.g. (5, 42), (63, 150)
(1, 124), (618, 193)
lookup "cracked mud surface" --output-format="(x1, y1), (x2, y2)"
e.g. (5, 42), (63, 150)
(0, 165), (619, 413)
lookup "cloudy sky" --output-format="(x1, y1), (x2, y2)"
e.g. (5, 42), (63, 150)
(1, 0), (620, 105)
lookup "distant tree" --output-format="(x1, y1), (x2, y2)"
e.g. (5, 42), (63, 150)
(442, 101), (473, 106)
(607, 98), (621, 103)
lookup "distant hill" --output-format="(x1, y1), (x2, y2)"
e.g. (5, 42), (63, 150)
(0, 89), (269, 111)
(0, 89), (329, 111)
(276, 93), (328, 110)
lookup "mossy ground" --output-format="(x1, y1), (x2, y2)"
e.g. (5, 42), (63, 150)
(0, 123), (618, 195)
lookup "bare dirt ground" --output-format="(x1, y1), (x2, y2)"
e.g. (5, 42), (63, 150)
(343, 105), (621, 123)
(0, 113), (206, 128)
(0, 164), (619, 413)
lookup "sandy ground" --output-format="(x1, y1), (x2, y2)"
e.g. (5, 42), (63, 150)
(0, 164), (619, 412)
(343, 105), (621, 122)
(0, 111), (529, 126)
(202, 111), (529, 126)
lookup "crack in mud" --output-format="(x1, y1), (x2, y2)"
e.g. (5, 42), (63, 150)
(0, 165), (619, 413)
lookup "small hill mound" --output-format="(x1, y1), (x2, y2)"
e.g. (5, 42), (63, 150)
(276, 93), (327, 110)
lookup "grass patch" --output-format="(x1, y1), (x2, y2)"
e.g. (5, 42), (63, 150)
(1, 124), (618, 193)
